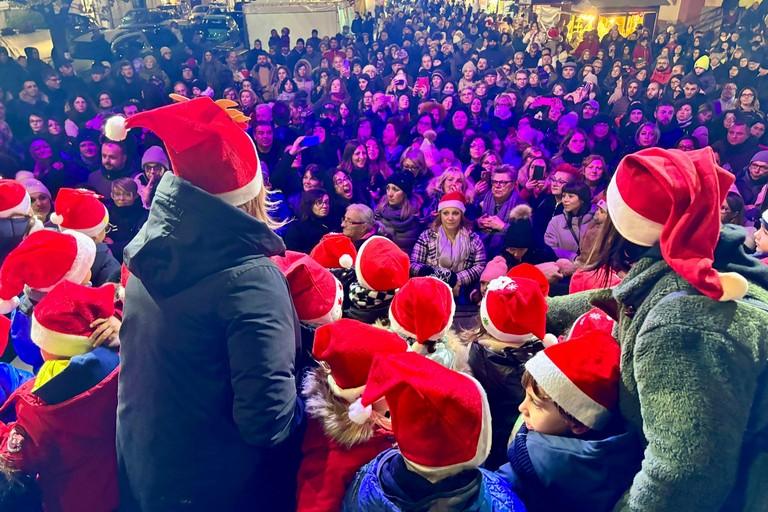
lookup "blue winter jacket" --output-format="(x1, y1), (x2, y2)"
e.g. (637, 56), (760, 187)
(343, 448), (526, 512)
(497, 423), (641, 512)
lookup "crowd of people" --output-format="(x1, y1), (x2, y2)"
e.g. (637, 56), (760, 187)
(0, 0), (766, 510)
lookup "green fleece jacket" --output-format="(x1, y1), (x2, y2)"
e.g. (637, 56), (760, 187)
(546, 225), (768, 512)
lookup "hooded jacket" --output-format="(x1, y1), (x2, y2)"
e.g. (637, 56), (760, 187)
(0, 348), (120, 512)
(343, 449), (526, 512)
(497, 422), (642, 512)
(117, 173), (303, 512)
(544, 225), (768, 512)
(296, 366), (396, 512)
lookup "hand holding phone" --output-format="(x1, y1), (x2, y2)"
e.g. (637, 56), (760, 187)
(300, 135), (320, 148)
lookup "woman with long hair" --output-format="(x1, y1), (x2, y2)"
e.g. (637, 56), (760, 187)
(338, 139), (373, 206)
(552, 128), (590, 167)
(544, 181), (593, 261)
(422, 166), (475, 220)
(365, 138), (392, 202)
(375, 171), (422, 254)
(65, 95), (97, 131)
(411, 192), (486, 302)
(283, 188), (333, 253)
(580, 154), (610, 203)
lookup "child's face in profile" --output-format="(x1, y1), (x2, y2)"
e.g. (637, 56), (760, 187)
(518, 386), (576, 436)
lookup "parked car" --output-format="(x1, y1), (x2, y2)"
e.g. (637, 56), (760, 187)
(188, 5), (210, 23)
(69, 27), (179, 74)
(157, 4), (190, 19)
(119, 8), (180, 29)
(200, 15), (241, 45)
(67, 13), (100, 39)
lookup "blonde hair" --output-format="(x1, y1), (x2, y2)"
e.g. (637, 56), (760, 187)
(237, 178), (287, 230)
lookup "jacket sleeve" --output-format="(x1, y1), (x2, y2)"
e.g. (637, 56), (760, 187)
(409, 230), (431, 275)
(218, 262), (299, 447)
(623, 303), (757, 511)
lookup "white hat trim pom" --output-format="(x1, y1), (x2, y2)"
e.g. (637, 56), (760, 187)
(339, 254), (354, 269)
(348, 398), (373, 425)
(104, 115), (128, 142)
(50, 212), (64, 226)
(0, 296), (20, 315)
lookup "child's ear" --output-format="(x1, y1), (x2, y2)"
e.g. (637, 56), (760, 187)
(569, 423), (590, 436)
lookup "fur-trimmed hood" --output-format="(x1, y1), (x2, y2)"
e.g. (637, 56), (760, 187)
(302, 365), (387, 448)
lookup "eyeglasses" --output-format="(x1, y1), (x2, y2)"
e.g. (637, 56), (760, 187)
(550, 178), (569, 185)
(313, 199), (330, 207)
(111, 191), (134, 199)
(470, 142), (486, 149)
(491, 180), (512, 187)
(342, 216), (366, 225)
(750, 162), (768, 172)
(402, 164), (420, 172)
(334, 176), (351, 186)
(742, 92), (755, 97)
(144, 163), (165, 171)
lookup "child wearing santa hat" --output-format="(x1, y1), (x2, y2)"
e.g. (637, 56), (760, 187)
(296, 319), (408, 512)
(51, 188), (121, 286)
(342, 352), (525, 511)
(0, 280), (120, 512)
(464, 268), (557, 470)
(346, 236), (410, 325)
(388, 276), (469, 371)
(271, 251), (345, 369)
(497, 331), (642, 512)
(0, 230), (121, 373)
(0, 179), (43, 265)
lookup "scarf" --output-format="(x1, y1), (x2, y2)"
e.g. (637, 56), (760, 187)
(480, 189), (522, 222)
(348, 281), (396, 309)
(437, 226), (471, 272)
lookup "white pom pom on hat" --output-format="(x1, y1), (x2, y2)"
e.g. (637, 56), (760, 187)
(104, 115), (128, 142)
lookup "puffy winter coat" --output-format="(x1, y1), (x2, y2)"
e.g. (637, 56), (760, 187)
(545, 226), (768, 512)
(498, 422), (642, 512)
(296, 366), (395, 512)
(544, 211), (593, 260)
(0, 348), (120, 512)
(118, 173), (303, 512)
(343, 449), (527, 512)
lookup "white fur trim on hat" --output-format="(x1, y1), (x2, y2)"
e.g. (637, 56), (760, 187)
(525, 351), (611, 430)
(55, 230), (97, 291)
(214, 162), (263, 206)
(479, 295), (534, 344)
(438, 199), (465, 213)
(104, 115), (128, 141)
(30, 315), (94, 357)
(0, 192), (30, 219)
(53, 204), (109, 238)
(606, 175), (663, 247)
(327, 373), (367, 403)
(402, 374), (493, 482)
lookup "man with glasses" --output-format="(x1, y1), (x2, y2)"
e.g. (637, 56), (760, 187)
(714, 82), (739, 116)
(736, 151), (768, 220)
(42, 70), (67, 112)
(342, 203), (377, 248)
(476, 165), (525, 258)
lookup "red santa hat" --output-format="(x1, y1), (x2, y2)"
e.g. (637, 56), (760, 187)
(566, 307), (616, 341)
(355, 236), (410, 291)
(524, 331), (621, 430)
(389, 277), (455, 347)
(31, 281), (116, 358)
(271, 251), (343, 327)
(50, 188), (109, 238)
(352, 352), (492, 482)
(506, 263), (550, 297)
(313, 318), (408, 402)
(310, 233), (357, 269)
(0, 179), (31, 219)
(104, 97), (260, 207)
(0, 230), (96, 314)
(437, 191), (466, 213)
(607, 147), (747, 301)
(479, 276), (552, 344)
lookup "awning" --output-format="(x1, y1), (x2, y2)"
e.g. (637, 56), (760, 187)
(571, 0), (668, 11)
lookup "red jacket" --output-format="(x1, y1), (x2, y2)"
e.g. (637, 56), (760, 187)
(0, 368), (119, 512)
(295, 367), (395, 512)
(296, 417), (395, 511)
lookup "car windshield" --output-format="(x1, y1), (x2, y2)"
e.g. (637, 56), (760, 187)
(120, 11), (146, 26)
(70, 40), (99, 60)
(191, 6), (208, 13)
(203, 18), (228, 29)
